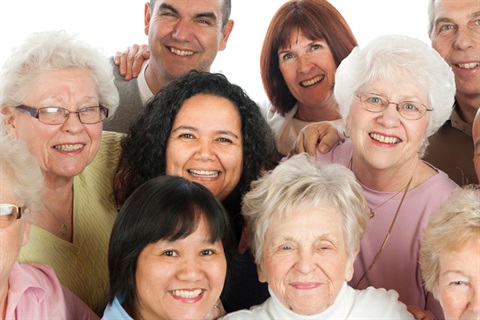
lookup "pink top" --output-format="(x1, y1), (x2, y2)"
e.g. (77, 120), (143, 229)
(5, 263), (98, 320)
(316, 140), (457, 319)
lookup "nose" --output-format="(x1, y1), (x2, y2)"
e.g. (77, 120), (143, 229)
(470, 285), (480, 313)
(294, 250), (315, 274)
(453, 26), (477, 51)
(194, 140), (215, 161)
(61, 112), (85, 134)
(172, 19), (193, 43)
(176, 258), (206, 282)
(297, 54), (313, 74)
(377, 103), (401, 128)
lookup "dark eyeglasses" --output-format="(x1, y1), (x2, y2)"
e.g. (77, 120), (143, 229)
(0, 204), (24, 228)
(15, 105), (109, 125)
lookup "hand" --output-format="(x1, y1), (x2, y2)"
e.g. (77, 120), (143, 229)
(288, 120), (343, 157)
(204, 299), (226, 320)
(407, 305), (435, 320)
(113, 44), (150, 80)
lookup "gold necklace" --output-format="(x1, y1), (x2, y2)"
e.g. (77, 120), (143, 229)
(368, 180), (411, 219)
(42, 201), (72, 235)
(355, 175), (413, 287)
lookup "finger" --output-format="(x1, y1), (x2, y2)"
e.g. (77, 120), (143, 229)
(317, 128), (343, 154)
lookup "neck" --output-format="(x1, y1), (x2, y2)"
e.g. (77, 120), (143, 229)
(144, 62), (171, 94)
(295, 99), (340, 122)
(455, 92), (480, 125)
(351, 157), (422, 192)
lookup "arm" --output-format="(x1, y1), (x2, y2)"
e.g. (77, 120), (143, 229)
(288, 119), (344, 157)
(407, 305), (435, 320)
(113, 44), (150, 80)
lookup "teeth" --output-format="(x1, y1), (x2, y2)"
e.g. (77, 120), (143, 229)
(458, 62), (479, 69)
(300, 76), (324, 87)
(171, 289), (202, 298)
(188, 169), (219, 177)
(369, 133), (400, 144)
(53, 144), (84, 151)
(170, 47), (194, 56)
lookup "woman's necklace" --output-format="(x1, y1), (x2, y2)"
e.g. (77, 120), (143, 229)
(368, 186), (408, 219)
(42, 201), (73, 235)
(355, 175), (413, 287)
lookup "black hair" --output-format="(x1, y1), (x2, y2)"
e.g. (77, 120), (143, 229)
(108, 175), (235, 315)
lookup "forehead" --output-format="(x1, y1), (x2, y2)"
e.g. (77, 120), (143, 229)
(433, 0), (480, 19)
(154, 0), (224, 16)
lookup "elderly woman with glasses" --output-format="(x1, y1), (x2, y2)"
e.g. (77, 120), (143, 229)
(314, 34), (458, 318)
(0, 132), (97, 318)
(223, 154), (414, 319)
(0, 30), (121, 315)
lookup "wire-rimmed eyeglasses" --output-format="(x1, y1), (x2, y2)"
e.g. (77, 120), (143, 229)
(15, 105), (109, 125)
(356, 93), (433, 120)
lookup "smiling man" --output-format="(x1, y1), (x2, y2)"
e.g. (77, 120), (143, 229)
(104, 0), (234, 133)
(422, 0), (480, 185)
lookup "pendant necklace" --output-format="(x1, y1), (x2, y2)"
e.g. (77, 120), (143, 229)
(355, 175), (413, 287)
(43, 201), (73, 235)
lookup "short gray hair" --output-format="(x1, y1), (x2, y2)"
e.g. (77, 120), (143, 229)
(427, 0), (436, 38)
(420, 185), (480, 298)
(0, 117), (44, 213)
(0, 30), (119, 115)
(242, 153), (370, 264)
(334, 34), (455, 141)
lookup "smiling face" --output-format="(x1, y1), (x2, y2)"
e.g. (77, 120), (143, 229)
(7, 68), (103, 180)
(346, 78), (429, 174)
(278, 30), (337, 116)
(165, 94), (243, 201)
(431, 0), (480, 100)
(144, 0), (233, 86)
(134, 216), (227, 320)
(437, 236), (480, 320)
(258, 203), (354, 315)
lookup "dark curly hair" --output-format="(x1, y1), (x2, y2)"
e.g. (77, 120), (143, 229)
(116, 71), (276, 214)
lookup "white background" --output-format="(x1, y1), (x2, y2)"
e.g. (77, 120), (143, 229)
(0, 0), (429, 102)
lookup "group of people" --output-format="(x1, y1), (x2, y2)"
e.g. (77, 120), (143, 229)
(0, 0), (478, 319)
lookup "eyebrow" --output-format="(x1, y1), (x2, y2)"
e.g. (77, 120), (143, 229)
(158, 3), (218, 23)
(171, 126), (240, 140)
(435, 11), (480, 27)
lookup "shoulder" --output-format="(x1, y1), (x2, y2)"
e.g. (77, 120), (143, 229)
(348, 286), (414, 318)
(102, 296), (132, 320)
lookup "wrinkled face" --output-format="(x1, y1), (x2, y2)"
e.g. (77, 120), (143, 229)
(258, 203), (354, 315)
(431, 0), (480, 98)
(278, 30), (337, 111)
(438, 236), (480, 320)
(346, 78), (429, 173)
(166, 94), (243, 201)
(0, 169), (30, 288)
(6, 68), (103, 180)
(134, 216), (227, 320)
(473, 113), (480, 181)
(144, 0), (233, 83)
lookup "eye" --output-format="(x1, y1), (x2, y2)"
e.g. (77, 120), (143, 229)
(79, 106), (98, 114)
(367, 96), (383, 105)
(200, 249), (214, 256)
(196, 18), (214, 26)
(216, 137), (232, 143)
(451, 281), (466, 286)
(162, 250), (178, 257)
(280, 52), (295, 62)
(178, 133), (195, 139)
(310, 44), (322, 51)
(281, 245), (292, 251)
(400, 102), (421, 113)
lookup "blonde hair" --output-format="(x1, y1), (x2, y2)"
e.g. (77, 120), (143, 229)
(242, 153), (370, 264)
(420, 185), (480, 298)
(0, 116), (44, 213)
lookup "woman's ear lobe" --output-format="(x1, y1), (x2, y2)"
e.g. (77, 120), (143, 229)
(2, 107), (18, 137)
